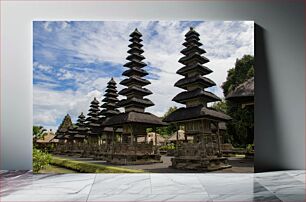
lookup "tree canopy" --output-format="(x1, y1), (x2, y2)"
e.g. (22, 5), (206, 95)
(213, 55), (254, 147)
(147, 106), (178, 137)
(33, 125), (47, 140)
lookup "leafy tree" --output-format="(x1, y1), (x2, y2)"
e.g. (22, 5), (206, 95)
(211, 100), (227, 113)
(33, 126), (47, 140)
(33, 148), (51, 173)
(222, 55), (254, 96)
(147, 106), (178, 137)
(221, 55), (254, 147)
(163, 106), (178, 118)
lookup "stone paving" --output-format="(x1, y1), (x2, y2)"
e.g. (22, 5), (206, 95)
(0, 170), (305, 201)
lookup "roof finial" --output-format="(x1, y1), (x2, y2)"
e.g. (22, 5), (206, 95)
(190, 27), (194, 30)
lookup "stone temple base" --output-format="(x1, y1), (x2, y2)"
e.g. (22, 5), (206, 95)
(108, 154), (162, 165)
(171, 156), (231, 171)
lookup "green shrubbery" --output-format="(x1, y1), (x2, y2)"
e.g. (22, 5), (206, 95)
(50, 157), (145, 173)
(159, 143), (176, 151)
(33, 148), (52, 172)
(246, 144), (254, 153)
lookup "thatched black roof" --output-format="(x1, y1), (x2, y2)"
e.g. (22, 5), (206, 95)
(185, 27), (200, 37)
(102, 111), (167, 127)
(100, 78), (120, 117)
(117, 97), (154, 108)
(226, 77), (254, 103)
(163, 105), (231, 122)
(122, 67), (148, 77)
(177, 63), (212, 76)
(120, 76), (151, 86)
(118, 86), (152, 97)
(54, 114), (73, 139)
(174, 75), (216, 90)
(173, 88), (221, 104)
(178, 52), (209, 65)
(181, 45), (206, 55)
(129, 28), (142, 37)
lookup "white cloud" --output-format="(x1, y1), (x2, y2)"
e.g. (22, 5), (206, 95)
(33, 85), (104, 130)
(34, 62), (53, 73)
(34, 21), (254, 129)
(43, 22), (52, 32)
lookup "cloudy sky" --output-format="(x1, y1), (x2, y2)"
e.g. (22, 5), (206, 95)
(33, 21), (254, 131)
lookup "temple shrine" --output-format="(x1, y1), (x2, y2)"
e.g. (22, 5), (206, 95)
(163, 27), (232, 171)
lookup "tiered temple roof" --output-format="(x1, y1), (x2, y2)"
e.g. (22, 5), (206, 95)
(66, 125), (78, 141)
(75, 112), (89, 139)
(101, 78), (120, 117)
(55, 114), (73, 140)
(226, 77), (254, 104)
(103, 28), (165, 127)
(86, 97), (101, 136)
(164, 27), (231, 122)
(117, 28), (154, 112)
(100, 78), (122, 133)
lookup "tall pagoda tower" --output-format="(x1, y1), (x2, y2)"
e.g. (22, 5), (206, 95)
(164, 27), (231, 171)
(86, 97), (101, 142)
(117, 28), (154, 112)
(101, 78), (120, 117)
(103, 28), (166, 165)
(100, 78), (121, 145)
(75, 112), (89, 142)
(55, 114), (73, 142)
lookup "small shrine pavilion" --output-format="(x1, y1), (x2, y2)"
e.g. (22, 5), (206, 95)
(163, 27), (231, 171)
(103, 28), (166, 164)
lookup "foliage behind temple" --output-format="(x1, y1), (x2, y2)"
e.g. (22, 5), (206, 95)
(215, 55), (254, 147)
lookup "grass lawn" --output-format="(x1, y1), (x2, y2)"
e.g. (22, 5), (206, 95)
(38, 164), (78, 173)
(50, 156), (145, 173)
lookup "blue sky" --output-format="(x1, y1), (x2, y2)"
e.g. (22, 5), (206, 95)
(33, 21), (254, 131)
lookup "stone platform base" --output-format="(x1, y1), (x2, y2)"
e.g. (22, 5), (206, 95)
(171, 156), (231, 171)
(108, 154), (162, 165)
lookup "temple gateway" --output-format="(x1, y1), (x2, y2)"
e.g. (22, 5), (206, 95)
(163, 27), (232, 171)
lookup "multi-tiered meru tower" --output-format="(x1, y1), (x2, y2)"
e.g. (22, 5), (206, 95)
(103, 28), (166, 165)
(100, 78), (121, 145)
(164, 27), (231, 171)
(75, 112), (89, 142)
(86, 97), (101, 143)
(54, 114), (73, 143)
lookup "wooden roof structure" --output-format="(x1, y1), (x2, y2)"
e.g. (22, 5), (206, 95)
(86, 97), (101, 136)
(54, 114), (73, 140)
(36, 131), (59, 143)
(226, 77), (254, 104)
(164, 27), (231, 123)
(102, 28), (166, 128)
(100, 78), (120, 117)
(74, 112), (89, 139)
